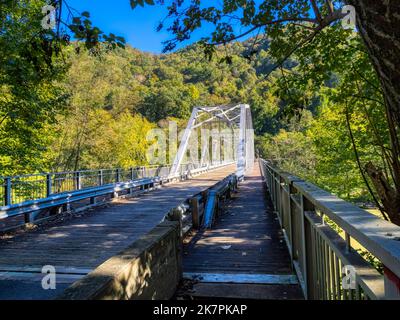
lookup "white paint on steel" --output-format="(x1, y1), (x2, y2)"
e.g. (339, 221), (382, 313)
(169, 104), (255, 178)
(169, 108), (199, 176)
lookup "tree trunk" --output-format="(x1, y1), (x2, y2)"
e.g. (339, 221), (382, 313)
(347, 0), (400, 225)
(348, 0), (400, 124)
(365, 162), (400, 225)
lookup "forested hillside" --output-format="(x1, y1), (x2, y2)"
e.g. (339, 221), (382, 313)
(1, 36), (387, 206)
(1, 40), (280, 174)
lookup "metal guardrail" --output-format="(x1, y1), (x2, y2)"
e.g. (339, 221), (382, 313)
(165, 172), (239, 234)
(0, 162), (234, 229)
(0, 165), (171, 207)
(259, 158), (400, 300)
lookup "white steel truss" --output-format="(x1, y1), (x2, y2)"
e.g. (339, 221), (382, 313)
(169, 104), (254, 178)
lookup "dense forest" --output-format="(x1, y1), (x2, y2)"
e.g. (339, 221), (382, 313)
(2, 0), (399, 224)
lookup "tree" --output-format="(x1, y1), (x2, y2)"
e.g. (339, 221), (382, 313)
(0, 0), (67, 175)
(0, 0), (126, 174)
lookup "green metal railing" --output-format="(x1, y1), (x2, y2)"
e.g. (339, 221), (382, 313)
(0, 165), (172, 207)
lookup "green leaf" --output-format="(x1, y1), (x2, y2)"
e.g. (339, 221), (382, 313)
(130, 0), (145, 8)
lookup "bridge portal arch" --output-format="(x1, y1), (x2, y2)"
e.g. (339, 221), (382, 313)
(169, 104), (254, 178)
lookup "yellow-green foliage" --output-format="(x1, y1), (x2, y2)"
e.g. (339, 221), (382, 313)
(41, 41), (281, 172)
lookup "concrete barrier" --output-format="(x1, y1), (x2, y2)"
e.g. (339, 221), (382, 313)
(57, 220), (182, 300)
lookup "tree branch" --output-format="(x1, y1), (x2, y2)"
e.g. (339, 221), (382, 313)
(256, 26), (324, 83)
(325, 0), (334, 14)
(310, 0), (322, 22)
(211, 17), (318, 45)
(345, 103), (389, 220)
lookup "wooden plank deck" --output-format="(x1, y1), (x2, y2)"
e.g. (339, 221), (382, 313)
(0, 165), (235, 299)
(179, 164), (304, 300)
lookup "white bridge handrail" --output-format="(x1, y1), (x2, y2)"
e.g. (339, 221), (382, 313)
(259, 158), (400, 300)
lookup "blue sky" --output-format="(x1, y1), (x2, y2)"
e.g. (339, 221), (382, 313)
(65, 0), (216, 53)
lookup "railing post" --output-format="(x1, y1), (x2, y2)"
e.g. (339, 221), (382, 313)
(46, 174), (52, 197)
(76, 172), (81, 190)
(300, 195), (316, 300)
(116, 169), (120, 183)
(98, 170), (103, 186)
(4, 177), (11, 206)
(272, 172), (276, 209)
(278, 176), (283, 222)
(345, 232), (351, 253)
(287, 182), (295, 259)
(130, 167), (134, 180)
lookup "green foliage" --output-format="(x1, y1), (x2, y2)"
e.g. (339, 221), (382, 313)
(256, 109), (316, 179)
(357, 249), (383, 274)
(0, 0), (67, 175)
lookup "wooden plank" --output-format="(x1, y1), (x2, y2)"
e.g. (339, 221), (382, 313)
(185, 283), (304, 300)
(183, 272), (298, 284)
(0, 265), (91, 274)
(0, 272), (84, 283)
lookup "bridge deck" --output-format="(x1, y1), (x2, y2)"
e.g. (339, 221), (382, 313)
(179, 165), (304, 300)
(0, 165), (235, 299)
